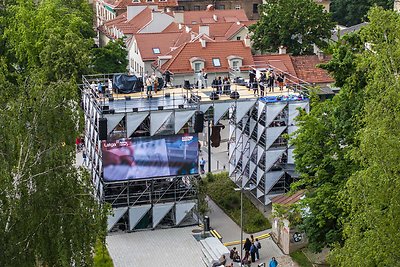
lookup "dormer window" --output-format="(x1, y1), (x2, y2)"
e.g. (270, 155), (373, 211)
(227, 55), (243, 70)
(152, 48), (160, 54)
(189, 57), (205, 72)
(212, 58), (221, 67)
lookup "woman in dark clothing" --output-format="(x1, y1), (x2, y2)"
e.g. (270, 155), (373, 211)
(243, 238), (252, 252)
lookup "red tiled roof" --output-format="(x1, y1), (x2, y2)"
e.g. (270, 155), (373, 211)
(253, 54), (298, 80)
(184, 9), (249, 25)
(104, 8), (152, 35)
(188, 22), (247, 41)
(134, 31), (192, 61)
(159, 40), (254, 74)
(271, 190), (305, 205)
(291, 55), (334, 84)
(100, 0), (178, 8)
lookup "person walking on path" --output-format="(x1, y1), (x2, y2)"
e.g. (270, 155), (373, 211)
(254, 238), (261, 261)
(82, 151), (87, 166)
(199, 158), (206, 174)
(269, 257), (278, 267)
(243, 237), (252, 261)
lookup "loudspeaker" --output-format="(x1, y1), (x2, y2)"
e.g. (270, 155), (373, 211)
(158, 106), (164, 110)
(209, 92), (220, 100)
(125, 96), (131, 100)
(194, 111), (204, 133)
(109, 97), (114, 102)
(99, 118), (108, 140)
(132, 108), (138, 112)
(230, 91), (240, 100)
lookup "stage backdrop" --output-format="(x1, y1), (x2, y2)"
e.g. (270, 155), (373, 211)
(102, 134), (199, 182)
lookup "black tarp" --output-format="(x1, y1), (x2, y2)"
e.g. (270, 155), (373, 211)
(112, 74), (143, 94)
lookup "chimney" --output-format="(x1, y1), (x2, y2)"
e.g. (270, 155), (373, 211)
(185, 26), (191, 33)
(244, 35), (251, 47)
(279, 46), (287, 54)
(317, 51), (325, 60)
(200, 38), (206, 48)
(199, 25), (210, 36)
(213, 14), (218, 22)
(173, 11), (184, 24)
(178, 23), (183, 30)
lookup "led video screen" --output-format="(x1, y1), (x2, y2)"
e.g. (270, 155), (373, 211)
(102, 134), (199, 182)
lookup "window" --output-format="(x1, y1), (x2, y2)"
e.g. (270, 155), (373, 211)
(177, 6), (185, 11)
(236, 36), (241, 40)
(232, 61), (239, 69)
(218, 5), (225, 10)
(194, 5), (200, 11)
(152, 48), (160, 54)
(194, 62), (202, 72)
(235, 5), (241, 10)
(253, 3), (259, 14)
(212, 58), (221, 67)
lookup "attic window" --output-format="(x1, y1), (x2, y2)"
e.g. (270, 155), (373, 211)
(152, 48), (160, 54)
(212, 58), (221, 67)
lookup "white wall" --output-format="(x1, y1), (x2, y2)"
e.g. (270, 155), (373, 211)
(140, 13), (174, 33)
(128, 38), (145, 76)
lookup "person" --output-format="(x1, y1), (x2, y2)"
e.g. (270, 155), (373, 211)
(254, 238), (261, 261)
(108, 78), (113, 94)
(250, 242), (257, 263)
(197, 70), (204, 89)
(203, 70), (208, 88)
(268, 69), (275, 92)
(230, 247), (241, 262)
(242, 255), (252, 267)
(97, 81), (103, 95)
(243, 237), (252, 254)
(250, 234), (255, 243)
(153, 76), (159, 94)
(199, 158), (206, 174)
(90, 81), (96, 91)
(259, 72), (266, 97)
(145, 75), (153, 97)
(164, 69), (173, 87)
(277, 73), (285, 91)
(223, 77), (231, 94)
(217, 77), (223, 94)
(269, 257), (278, 267)
(76, 137), (81, 151)
(212, 255), (226, 267)
(212, 77), (218, 91)
(82, 150), (87, 166)
(249, 69), (256, 91)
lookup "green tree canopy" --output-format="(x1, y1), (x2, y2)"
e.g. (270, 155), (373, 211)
(0, 0), (106, 266)
(91, 39), (128, 74)
(331, 0), (393, 26)
(329, 8), (400, 266)
(249, 0), (334, 55)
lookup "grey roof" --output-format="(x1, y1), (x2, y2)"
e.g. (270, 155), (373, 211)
(331, 22), (368, 42)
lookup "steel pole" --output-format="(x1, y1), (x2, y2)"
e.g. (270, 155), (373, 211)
(240, 188), (243, 266)
(208, 120), (211, 173)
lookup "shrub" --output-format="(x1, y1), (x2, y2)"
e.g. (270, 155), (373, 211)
(206, 172), (271, 233)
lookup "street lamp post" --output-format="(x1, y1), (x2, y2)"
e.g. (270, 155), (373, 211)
(234, 185), (252, 266)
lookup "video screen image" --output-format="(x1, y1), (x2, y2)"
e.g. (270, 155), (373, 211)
(102, 134), (199, 182)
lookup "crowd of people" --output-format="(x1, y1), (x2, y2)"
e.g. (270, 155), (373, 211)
(225, 235), (279, 266)
(249, 69), (286, 96)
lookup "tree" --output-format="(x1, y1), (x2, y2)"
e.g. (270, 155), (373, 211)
(291, 32), (368, 252)
(330, 0), (393, 26)
(91, 39), (128, 74)
(329, 8), (400, 266)
(0, 0), (106, 266)
(249, 0), (334, 55)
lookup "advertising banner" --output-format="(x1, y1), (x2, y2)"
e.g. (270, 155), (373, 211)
(102, 134), (199, 182)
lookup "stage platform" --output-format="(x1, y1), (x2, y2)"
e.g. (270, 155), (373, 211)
(93, 84), (301, 113)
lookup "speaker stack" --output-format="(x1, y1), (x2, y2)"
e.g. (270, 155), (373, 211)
(99, 118), (108, 140)
(194, 111), (204, 133)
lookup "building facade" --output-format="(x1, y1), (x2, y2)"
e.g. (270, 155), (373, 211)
(177, 0), (262, 20)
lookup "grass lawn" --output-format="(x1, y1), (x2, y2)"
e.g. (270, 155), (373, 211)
(205, 172), (271, 233)
(94, 240), (114, 267)
(290, 250), (313, 267)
